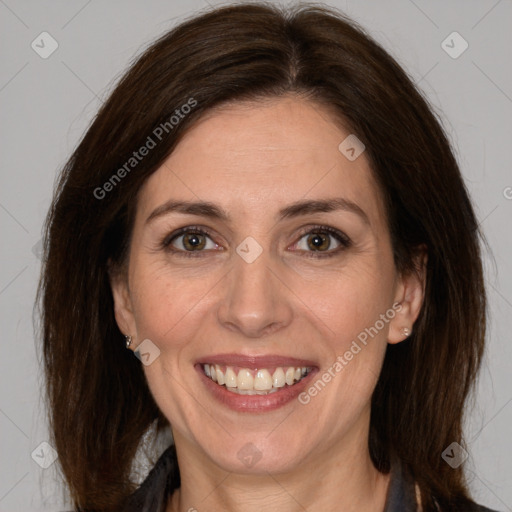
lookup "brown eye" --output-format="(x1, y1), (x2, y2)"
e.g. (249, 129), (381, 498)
(296, 231), (342, 253)
(182, 233), (207, 251)
(306, 233), (331, 251)
(164, 228), (218, 253)
(290, 226), (351, 258)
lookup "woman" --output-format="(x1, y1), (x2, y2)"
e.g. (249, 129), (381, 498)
(38, 3), (499, 511)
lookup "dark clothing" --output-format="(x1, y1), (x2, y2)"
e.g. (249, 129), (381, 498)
(124, 445), (500, 512)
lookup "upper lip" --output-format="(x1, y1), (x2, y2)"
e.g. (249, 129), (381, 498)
(196, 353), (318, 369)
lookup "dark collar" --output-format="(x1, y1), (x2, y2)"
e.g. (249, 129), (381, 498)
(383, 457), (418, 511)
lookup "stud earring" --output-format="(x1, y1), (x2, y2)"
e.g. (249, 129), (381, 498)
(125, 335), (132, 348)
(401, 327), (411, 338)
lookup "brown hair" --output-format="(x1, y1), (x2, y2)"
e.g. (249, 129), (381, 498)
(37, 2), (487, 510)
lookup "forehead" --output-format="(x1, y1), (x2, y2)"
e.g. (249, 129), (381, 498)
(136, 96), (386, 227)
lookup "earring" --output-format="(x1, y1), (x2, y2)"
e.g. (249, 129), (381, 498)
(125, 335), (132, 348)
(401, 327), (411, 338)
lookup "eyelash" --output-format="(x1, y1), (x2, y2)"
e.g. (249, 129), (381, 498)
(160, 224), (352, 259)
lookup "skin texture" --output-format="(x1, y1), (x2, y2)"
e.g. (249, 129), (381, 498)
(111, 95), (426, 512)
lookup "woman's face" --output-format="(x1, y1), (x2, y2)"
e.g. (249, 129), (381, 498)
(112, 96), (424, 475)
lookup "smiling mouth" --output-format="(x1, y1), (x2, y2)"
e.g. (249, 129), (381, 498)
(202, 364), (313, 395)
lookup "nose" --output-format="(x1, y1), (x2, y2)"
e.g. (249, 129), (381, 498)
(216, 247), (293, 338)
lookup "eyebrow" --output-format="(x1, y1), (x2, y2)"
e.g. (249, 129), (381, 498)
(145, 197), (370, 226)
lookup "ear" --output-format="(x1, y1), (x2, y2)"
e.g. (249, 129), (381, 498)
(108, 260), (138, 346)
(388, 246), (427, 344)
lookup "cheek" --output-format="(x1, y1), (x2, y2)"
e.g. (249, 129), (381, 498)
(306, 259), (396, 402)
(310, 262), (395, 344)
(301, 272), (395, 418)
(128, 263), (217, 431)
(129, 258), (221, 352)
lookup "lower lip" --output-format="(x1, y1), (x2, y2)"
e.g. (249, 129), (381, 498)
(195, 365), (318, 413)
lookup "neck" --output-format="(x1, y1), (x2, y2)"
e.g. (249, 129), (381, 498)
(167, 424), (391, 512)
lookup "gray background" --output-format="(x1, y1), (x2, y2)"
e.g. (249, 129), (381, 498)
(0, 0), (511, 510)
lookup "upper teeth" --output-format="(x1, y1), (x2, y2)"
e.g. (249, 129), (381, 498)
(203, 364), (311, 394)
